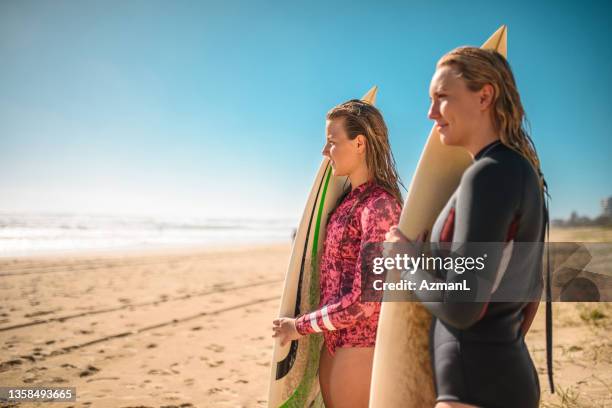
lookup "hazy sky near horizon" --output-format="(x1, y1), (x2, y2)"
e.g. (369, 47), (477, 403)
(1, 0), (610, 220)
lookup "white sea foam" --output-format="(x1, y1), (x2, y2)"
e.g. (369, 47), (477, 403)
(0, 212), (296, 257)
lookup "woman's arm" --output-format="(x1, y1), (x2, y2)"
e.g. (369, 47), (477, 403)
(402, 160), (522, 329)
(296, 194), (401, 335)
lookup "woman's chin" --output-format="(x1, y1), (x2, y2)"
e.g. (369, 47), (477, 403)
(330, 167), (346, 177)
(439, 132), (457, 146)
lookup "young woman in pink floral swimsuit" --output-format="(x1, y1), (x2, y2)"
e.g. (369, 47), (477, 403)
(272, 99), (403, 408)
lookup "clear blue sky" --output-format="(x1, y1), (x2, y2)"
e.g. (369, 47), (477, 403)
(1, 0), (610, 220)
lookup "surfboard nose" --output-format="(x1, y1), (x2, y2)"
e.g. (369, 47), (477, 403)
(361, 86), (378, 105)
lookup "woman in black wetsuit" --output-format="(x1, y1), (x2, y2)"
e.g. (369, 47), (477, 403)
(386, 47), (548, 408)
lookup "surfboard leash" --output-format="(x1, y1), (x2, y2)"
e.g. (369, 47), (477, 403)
(544, 184), (555, 394)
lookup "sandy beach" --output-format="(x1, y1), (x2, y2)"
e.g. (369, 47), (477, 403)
(0, 231), (610, 407)
(0, 244), (288, 407)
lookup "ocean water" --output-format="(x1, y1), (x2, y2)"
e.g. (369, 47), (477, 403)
(0, 212), (296, 257)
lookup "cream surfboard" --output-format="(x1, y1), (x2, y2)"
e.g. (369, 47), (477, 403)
(369, 25), (508, 408)
(268, 87), (379, 408)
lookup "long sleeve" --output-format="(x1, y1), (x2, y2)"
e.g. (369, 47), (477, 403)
(296, 193), (400, 335)
(402, 158), (523, 329)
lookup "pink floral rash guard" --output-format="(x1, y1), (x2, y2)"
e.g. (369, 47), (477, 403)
(295, 180), (401, 356)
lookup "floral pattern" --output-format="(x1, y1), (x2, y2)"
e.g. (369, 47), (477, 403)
(295, 180), (401, 356)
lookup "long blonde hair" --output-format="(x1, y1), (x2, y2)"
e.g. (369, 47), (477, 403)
(327, 99), (404, 203)
(437, 47), (546, 191)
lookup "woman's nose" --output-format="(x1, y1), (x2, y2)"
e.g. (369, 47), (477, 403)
(428, 101), (440, 120)
(322, 143), (330, 157)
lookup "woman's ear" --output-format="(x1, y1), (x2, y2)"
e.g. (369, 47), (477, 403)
(355, 134), (367, 154)
(479, 84), (495, 110)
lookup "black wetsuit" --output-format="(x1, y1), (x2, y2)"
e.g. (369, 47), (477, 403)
(402, 141), (545, 408)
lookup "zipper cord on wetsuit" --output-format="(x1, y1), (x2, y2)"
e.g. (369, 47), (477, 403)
(332, 180), (378, 248)
(544, 184), (555, 394)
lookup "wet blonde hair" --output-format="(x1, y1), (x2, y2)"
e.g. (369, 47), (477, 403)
(437, 46), (546, 191)
(327, 99), (404, 203)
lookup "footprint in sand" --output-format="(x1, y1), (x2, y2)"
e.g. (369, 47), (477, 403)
(205, 344), (225, 353)
(79, 365), (100, 377)
(207, 360), (224, 368)
(118, 405), (155, 408)
(148, 368), (172, 375)
(85, 376), (119, 383)
(25, 366), (48, 373)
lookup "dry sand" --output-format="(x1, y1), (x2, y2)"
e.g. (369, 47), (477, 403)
(0, 244), (289, 408)
(0, 229), (610, 407)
